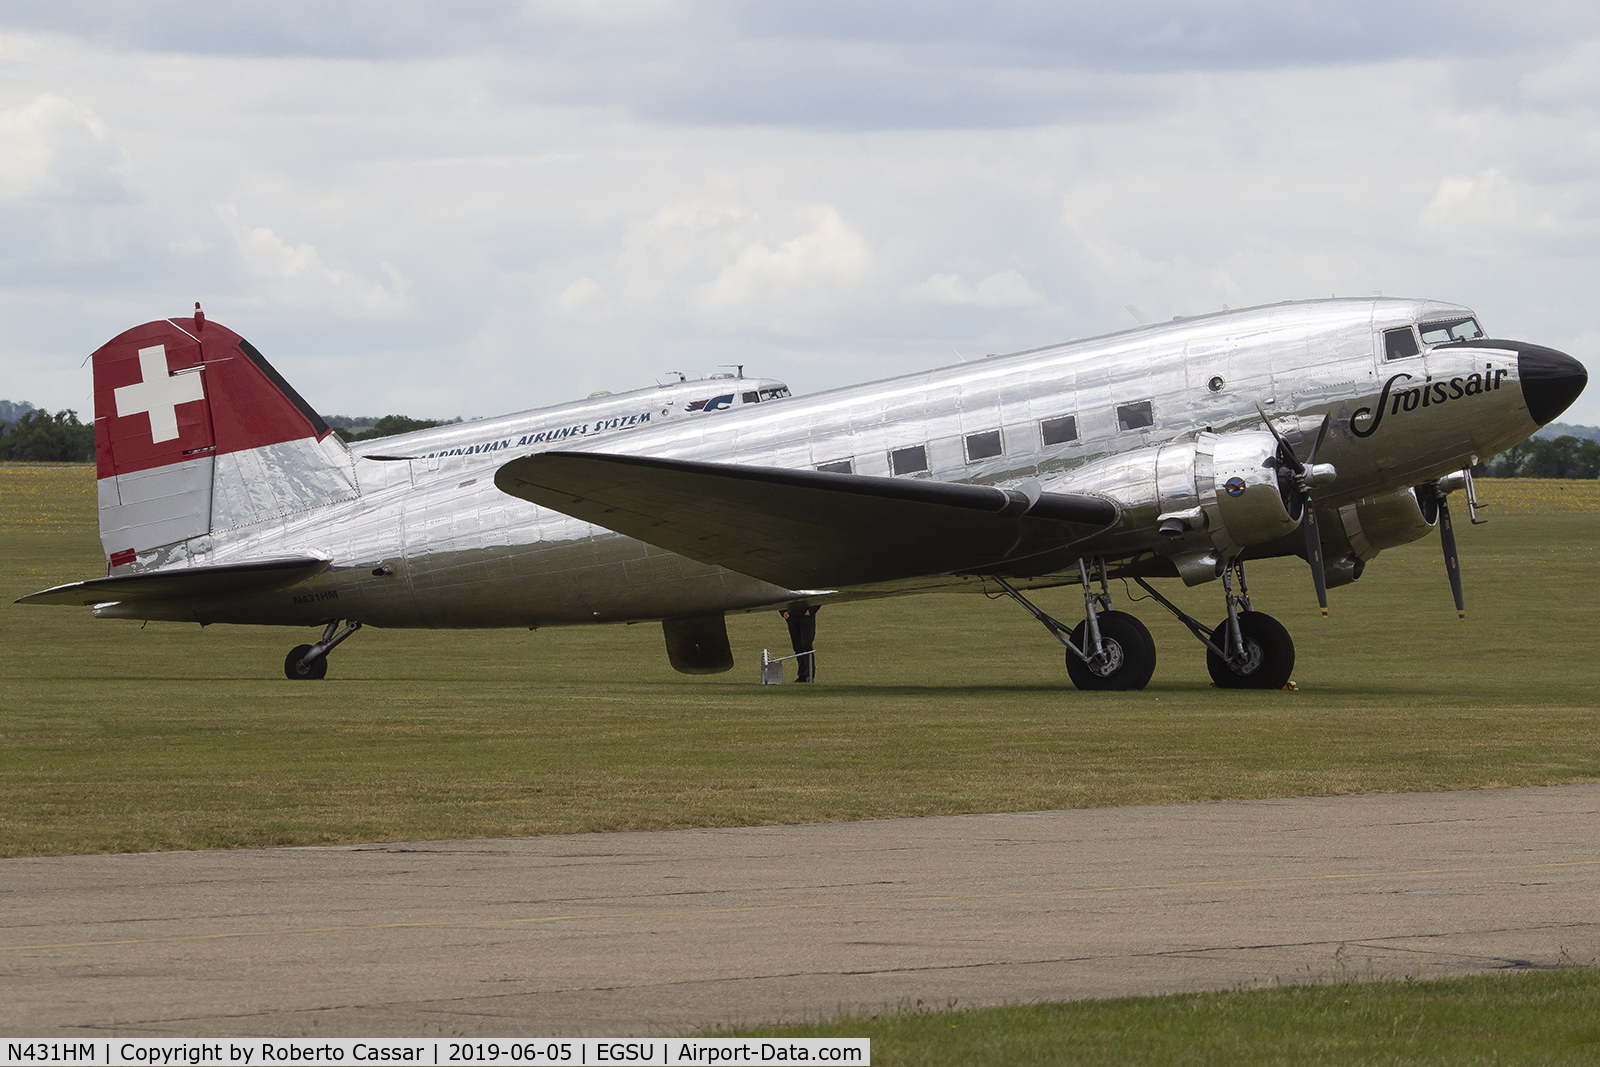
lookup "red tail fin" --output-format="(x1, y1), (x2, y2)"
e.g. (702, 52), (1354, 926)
(92, 315), (354, 568)
(93, 315), (332, 480)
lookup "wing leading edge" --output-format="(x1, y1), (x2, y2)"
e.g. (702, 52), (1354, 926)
(495, 452), (1118, 589)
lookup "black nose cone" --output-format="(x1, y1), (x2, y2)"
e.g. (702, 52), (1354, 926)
(1519, 344), (1588, 425)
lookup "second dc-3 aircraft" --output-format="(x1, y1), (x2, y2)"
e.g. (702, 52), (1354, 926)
(21, 297), (1587, 689)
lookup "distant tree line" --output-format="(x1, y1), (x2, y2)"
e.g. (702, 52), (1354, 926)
(0, 399), (37, 424)
(0, 401), (455, 461)
(1532, 421), (1600, 443)
(0, 409), (95, 462)
(1480, 435), (1600, 479)
(330, 415), (444, 442)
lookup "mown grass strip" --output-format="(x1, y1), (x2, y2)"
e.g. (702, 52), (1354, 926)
(724, 969), (1600, 1065)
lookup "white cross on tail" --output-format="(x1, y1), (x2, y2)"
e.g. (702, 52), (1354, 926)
(114, 345), (205, 443)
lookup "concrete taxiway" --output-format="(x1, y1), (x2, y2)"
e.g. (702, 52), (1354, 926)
(2, 784), (1596, 1036)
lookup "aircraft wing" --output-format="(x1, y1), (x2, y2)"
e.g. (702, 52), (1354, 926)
(17, 557), (330, 606)
(495, 452), (1117, 588)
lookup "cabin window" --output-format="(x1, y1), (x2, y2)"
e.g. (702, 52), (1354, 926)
(1384, 326), (1421, 360)
(1419, 318), (1483, 345)
(1116, 401), (1154, 432)
(817, 460), (853, 475)
(759, 386), (792, 401)
(965, 430), (1003, 461)
(742, 391), (760, 404)
(1041, 414), (1078, 445)
(890, 445), (928, 476)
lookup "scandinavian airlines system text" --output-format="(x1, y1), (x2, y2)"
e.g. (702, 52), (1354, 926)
(418, 414), (653, 459)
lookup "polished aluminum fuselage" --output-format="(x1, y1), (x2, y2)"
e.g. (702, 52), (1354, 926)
(166, 298), (1542, 629)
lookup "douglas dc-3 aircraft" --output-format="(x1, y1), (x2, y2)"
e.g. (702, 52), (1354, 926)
(20, 297), (1587, 689)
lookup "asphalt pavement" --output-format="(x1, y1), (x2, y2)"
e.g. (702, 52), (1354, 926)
(2, 784), (1596, 1036)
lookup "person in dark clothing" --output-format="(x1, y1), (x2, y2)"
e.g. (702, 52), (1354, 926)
(779, 603), (820, 683)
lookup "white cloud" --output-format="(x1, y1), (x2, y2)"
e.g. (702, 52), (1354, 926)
(550, 276), (610, 318)
(0, 93), (128, 202)
(606, 201), (873, 330)
(694, 205), (873, 320)
(1416, 169), (1563, 253)
(914, 269), (1043, 308)
(220, 204), (405, 315)
(1518, 39), (1600, 110)
(1, 17), (1599, 427)
(616, 200), (756, 308)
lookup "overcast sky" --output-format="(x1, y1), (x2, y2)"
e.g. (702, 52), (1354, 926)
(3, 1), (1599, 425)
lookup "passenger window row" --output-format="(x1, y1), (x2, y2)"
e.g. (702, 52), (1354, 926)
(816, 400), (1155, 476)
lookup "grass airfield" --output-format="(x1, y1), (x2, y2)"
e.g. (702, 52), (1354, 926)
(3, 464), (1598, 1056)
(2, 464), (1597, 857)
(730, 970), (1600, 1065)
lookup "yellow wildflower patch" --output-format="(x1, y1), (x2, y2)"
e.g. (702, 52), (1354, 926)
(0, 463), (96, 533)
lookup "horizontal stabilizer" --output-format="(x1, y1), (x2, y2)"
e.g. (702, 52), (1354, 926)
(495, 452), (1116, 588)
(17, 557), (329, 606)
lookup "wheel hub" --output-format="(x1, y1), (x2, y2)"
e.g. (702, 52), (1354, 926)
(1227, 637), (1263, 676)
(1088, 638), (1126, 677)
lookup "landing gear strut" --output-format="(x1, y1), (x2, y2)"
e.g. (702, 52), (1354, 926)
(1134, 558), (1295, 689)
(992, 558), (1156, 691)
(284, 619), (361, 680)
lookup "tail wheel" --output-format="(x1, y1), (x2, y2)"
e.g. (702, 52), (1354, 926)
(1206, 611), (1294, 689)
(284, 644), (328, 680)
(1066, 610), (1156, 691)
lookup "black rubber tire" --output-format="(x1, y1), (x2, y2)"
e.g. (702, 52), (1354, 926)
(1206, 611), (1295, 690)
(284, 644), (328, 680)
(1065, 610), (1156, 691)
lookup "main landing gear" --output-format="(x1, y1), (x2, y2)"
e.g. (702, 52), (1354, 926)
(992, 559), (1156, 691)
(995, 556), (1297, 691)
(1133, 558), (1295, 689)
(284, 619), (361, 680)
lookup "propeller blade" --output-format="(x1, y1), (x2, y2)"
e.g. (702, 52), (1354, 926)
(1254, 402), (1305, 474)
(1438, 495), (1465, 619)
(1303, 496), (1328, 619)
(1303, 413), (1331, 466)
(1257, 402), (1336, 618)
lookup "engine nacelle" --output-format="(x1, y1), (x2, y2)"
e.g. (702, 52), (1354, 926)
(1062, 430), (1302, 584)
(1198, 431), (1303, 555)
(1323, 554), (1366, 588)
(1151, 430), (1301, 569)
(1337, 487), (1436, 560)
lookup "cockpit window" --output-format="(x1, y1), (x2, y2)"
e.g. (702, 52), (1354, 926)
(1419, 317), (1484, 345)
(758, 386), (792, 401)
(1384, 327), (1421, 360)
